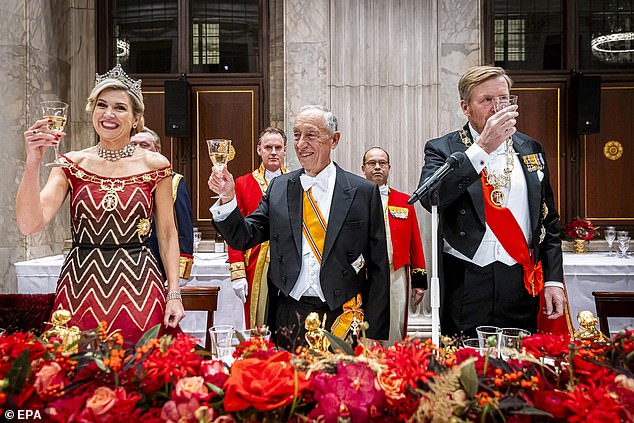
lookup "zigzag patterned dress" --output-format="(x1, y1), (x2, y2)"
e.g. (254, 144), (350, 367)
(52, 157), (175, 342)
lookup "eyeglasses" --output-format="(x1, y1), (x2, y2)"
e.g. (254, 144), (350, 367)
(365, 160), (389, 168)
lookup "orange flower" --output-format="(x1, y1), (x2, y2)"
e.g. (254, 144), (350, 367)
(376, 369), (406, 403)
(223, 351), (309, 412)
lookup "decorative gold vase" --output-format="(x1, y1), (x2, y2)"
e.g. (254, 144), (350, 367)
(573, 239), (587, 254)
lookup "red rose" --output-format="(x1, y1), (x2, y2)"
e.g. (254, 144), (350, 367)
(223, 351), (309, 412)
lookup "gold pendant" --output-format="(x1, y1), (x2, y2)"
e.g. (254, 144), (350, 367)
(491, 189), (505, 207)
(102, 191), (119, 211)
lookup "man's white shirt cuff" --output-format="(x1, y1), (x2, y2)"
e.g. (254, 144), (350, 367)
(466, 143), (489, 174)
(544, 281), (564, 289)
(209, 196), (237, 221)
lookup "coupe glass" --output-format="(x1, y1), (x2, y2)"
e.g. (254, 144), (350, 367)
(41, 101), (69, 167)
(604, 226), (616, 256)
(206, 139), (232, 199)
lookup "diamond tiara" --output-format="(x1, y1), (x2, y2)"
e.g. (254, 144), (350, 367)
(94, 64), (142, 97)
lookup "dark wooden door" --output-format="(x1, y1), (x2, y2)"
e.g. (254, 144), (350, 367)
(192, 85), (261, 237)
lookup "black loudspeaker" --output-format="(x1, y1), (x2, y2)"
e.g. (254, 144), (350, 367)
(573, 74), (601, 135)
(164, 80), (189, 138)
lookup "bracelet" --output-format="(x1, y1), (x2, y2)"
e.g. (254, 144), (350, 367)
(166, 291), (182, 301)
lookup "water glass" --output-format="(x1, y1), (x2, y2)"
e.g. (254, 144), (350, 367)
(618, 236), (631, 258)
(500, 328), (531, 360)
(193, 227), (202, 254)
(476, 325), (502, 355)
(209, 325), (234, 363)
(617, 230), (629, 241)
(462, 337), (483, 355)
(604, 226), (616, 256)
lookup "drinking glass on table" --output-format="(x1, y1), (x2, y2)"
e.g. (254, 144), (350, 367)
(41, 101), (69, 167)
(476, 325), (502, 356)
(500, 328), (530, 360)
(209, 325), (234, 364)
(207, 139), (232, 199)
(193, 227), (202, 254)
(618, 236), (631, 258)
(604, 226), (616, 256)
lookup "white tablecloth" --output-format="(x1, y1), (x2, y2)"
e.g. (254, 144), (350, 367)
(563, 252), (634, 334)
(14, 252), (243, 347)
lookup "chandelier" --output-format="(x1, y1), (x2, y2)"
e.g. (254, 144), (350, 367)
(591, 32), (634, 64)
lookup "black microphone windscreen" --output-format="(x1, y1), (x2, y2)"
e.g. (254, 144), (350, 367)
(447, 151), (467, 169)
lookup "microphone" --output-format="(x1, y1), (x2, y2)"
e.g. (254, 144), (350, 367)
(407, 152), (466, 205)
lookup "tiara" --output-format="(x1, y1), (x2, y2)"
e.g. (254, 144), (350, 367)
(94, 64), (142, 97)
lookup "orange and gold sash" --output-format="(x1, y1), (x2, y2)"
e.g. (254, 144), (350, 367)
(302, 188), (327, 263)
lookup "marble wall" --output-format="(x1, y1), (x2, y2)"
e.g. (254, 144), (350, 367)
(0, 0), (95, 292)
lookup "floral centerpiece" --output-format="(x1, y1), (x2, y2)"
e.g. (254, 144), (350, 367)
(564, 218), (600, 253)
(0, 322), (633, 422)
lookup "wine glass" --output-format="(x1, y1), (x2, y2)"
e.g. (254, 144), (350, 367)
(493, 94), (518, 153)
(193, 227), (202, 254)
(617, 236), (630, 258)
(604, 226), (616, 256)
(41, 101), (69, 167)
(207, 139), (232, 199)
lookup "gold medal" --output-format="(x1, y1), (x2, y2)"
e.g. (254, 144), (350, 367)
(99, 179), (125, 211)
(491, 188), (505, 207)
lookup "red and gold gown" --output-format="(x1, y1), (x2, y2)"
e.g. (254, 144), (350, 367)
(52, 156), (178, 342)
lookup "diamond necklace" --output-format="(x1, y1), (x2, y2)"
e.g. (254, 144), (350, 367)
(97, 143), (136, 161)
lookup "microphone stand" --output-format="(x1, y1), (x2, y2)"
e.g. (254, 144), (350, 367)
(429, 188), (441, 349)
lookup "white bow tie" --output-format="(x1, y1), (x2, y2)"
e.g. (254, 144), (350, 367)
(300, 173), (327, 192)
(379, 185), (389, 196)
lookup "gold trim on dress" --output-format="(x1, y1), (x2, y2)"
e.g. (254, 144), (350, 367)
(179, 256), (193, 279)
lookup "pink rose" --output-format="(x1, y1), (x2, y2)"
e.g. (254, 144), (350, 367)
(34, 362), (66, 395)
(84, 386), (117, 423)
(161, 397), (200, 423)
(175, 376), (208, 400)
(200, 360), (229, 393)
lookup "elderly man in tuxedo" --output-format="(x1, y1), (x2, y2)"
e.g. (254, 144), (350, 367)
(418, 65), (566, 338)
(208, 105), (390, 348)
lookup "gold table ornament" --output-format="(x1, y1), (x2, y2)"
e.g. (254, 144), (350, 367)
(572, 310), (608, 342)
(42, 308), (81, 353)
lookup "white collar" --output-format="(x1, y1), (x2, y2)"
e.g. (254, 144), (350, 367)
(300, 162), (335, 192)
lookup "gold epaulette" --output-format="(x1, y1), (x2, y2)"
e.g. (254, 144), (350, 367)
(229, 261), (247, 280)
(179, 255), (193, 279)
(412, 268), (427, 275)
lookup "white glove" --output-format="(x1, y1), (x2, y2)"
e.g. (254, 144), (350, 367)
(233, 278), (248, 303)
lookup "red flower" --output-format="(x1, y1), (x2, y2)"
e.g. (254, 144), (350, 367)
(48, 392), (90, 423)
(565, 219), (599, 240)
(0, 332), (45, 378)
(223, 351), (309, 412)
(141, 334), (202, 393)
(532, 390), (571, 420)
(522, 333), (571, 358)
(200, 359), (229, 394)
(308, 362), (385, 423)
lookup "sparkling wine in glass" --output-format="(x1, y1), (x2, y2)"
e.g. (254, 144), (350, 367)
(207, 139), (232, 199)
(41, 101), (69, 167)
(604, 226), (616, 256)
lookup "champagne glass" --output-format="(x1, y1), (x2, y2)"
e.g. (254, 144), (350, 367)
(41, 101), (69, 167)
(493, 94), (518, 153)
(207, 139), (232, 199)
(604, 226), (616, 256)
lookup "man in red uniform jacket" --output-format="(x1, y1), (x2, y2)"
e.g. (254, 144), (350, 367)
(362, 147), (428, 342)
(228, 128), (287, 328)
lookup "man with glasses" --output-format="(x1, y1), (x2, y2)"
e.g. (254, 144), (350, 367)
(228, 127), (287, 329)
(362, 147), (427, 343)
(209, 105), (389, 348)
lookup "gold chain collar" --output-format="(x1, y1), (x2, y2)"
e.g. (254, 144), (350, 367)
(460, 129), (515, 207)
